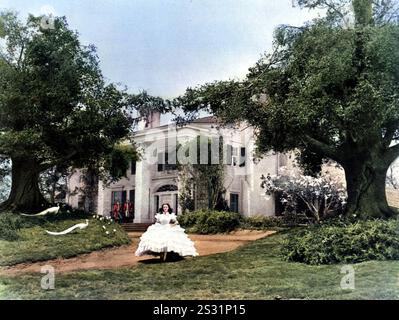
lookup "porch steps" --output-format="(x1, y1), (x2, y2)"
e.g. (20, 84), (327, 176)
(122, 223), (152, 232)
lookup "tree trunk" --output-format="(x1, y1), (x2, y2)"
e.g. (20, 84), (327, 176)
(0, 157), (48, 213)
(344, 159), (396, 219)
(50, 187), (55, 204)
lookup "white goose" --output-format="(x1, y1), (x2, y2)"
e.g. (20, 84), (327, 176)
(45, 219), (89, 236)
(21, 204), (61, 217)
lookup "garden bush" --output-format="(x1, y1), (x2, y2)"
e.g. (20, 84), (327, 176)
(282, 218), (399, 265)
(261, 172), (346, 222)
(240, 215), (286, 229)
(178, 210), (241, 234)
(240, 213), (312, 230)
(0, 213), (24, 241)
(280, 212), (312, 226)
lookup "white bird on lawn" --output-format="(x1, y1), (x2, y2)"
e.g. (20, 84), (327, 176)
(45, 219), (89, 236)
(21, 204), (61, 217)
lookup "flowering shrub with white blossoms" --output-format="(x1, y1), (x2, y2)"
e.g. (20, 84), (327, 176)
(92, 214), (117, 236)
(261, 169), (347, 222)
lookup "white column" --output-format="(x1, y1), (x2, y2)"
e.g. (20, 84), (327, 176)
(134, 149), (152, 223)
(97, 180), (104, 216)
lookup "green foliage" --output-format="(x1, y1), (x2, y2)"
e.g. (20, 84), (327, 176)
(178, 177), (195, 213)
(282, 218), (399, 265)
(178, 210), (241, 234)
(102, 144), (138, 183)
(176, 2), (399, 218)
(0, 12), (165, 212)
(0, 214), (23, 241)
(261, 172), (347, 222)
(240, 215), (286, 230)
(240, 214), (312, 229)
(178, 136), (226, 212)
(2, 232), (399, 299)
(353, 0), (373, 25)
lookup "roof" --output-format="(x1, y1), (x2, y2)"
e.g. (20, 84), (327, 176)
(155, 116), (219, 129)
(133, 115), (220, 134)
(191, 116), (219, 124)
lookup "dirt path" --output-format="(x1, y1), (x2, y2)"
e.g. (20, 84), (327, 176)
(0, 230), (275, 277)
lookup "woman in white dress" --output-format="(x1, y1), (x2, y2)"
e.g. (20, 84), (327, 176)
(135, 203), (198, 261)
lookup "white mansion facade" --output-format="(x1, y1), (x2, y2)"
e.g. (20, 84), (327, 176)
(66, 113), (290, 223)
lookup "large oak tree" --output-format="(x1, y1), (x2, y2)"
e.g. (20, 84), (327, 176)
(176, 0), (399, 219)
(0, 13), (163, 213)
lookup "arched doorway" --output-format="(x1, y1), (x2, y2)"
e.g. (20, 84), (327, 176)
(154, 184), (179, 214)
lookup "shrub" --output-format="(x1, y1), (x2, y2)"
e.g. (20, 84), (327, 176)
(240, 213), (312, 230)
(261, 172), (347, 222)
(282, 218), (399, 265)
(0, 213), (25, 241)
(240, 216), (286, 229)
(178, 210), (241, 234)
(280, 212), (312, 226)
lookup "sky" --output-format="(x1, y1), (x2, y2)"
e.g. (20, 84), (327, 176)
(0, 0), (324, 99)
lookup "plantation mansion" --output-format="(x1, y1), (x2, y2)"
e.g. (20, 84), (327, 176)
(66, 113), (291, 223)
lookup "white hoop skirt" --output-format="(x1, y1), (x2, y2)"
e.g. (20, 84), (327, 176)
(135, 215), (198, 257)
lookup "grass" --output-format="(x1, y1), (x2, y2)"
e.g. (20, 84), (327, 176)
(0, 214), (130, 266)
(0, 232), (398, 300)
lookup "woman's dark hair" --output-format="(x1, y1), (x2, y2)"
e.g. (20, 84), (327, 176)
(159, 203), (173, 214)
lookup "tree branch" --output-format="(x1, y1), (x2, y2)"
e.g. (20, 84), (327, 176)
(324, 1), (347, 20)
(302, 134), (342, 162)
(17, 42), (25, 69)
(39, 150), (78, 171)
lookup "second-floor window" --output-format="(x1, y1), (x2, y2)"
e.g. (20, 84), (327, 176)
(131, 160), (136, 175)
(157, 152), (178, 172)
(239, 147), (246, 167)
(226, 145), (246, 167)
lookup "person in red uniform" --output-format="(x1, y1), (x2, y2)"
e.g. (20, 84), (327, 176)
(113, 201), (121, 222)
(123, 201), (130, 223)
(128, 200), (134, 222)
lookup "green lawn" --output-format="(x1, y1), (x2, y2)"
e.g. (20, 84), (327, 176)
(1, 233), (398, 300)
(0, 216), (130, 266)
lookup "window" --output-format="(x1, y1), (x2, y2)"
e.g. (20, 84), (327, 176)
(111, 191), (126, 208)
(232, 156), (238, 166)
(156, 185), (178, 192)
(226, 145), (244, 167)
(129, 190), (135, 204)
(239, 147), (246, 167)
(157, 152), (164, 172)
(158, 152), (178, 172)
(230, 193), (239, 213)
(226, 145), (233, 165)
(131, 160), (136, 175)
(111, 191), (122, 204)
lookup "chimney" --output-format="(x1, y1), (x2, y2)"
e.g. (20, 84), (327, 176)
(145, 111), (160, 129)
